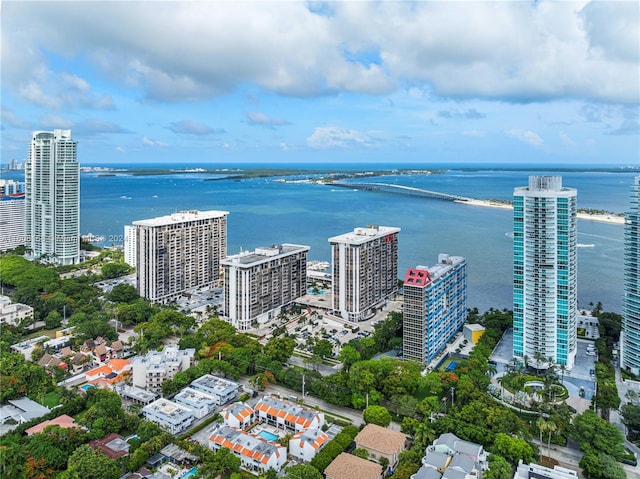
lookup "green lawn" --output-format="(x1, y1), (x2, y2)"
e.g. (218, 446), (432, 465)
(41, 391), (61, 408)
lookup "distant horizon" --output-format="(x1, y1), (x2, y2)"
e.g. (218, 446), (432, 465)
(3, 160), (640, 171)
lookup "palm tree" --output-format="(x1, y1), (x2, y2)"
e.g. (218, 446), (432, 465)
(536, 417), (546, 461)
(497, 375), (506, 401)
(533, 351), (546, 375)
(545, 419), (557, 460)
(558, 363), (568, 385)
(413, 420), (435, 448)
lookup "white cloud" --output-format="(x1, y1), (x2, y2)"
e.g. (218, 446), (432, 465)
(246, 111), (290, 127)
(307, 126), (372, 149)
(169, 120), (223, 135)
(559, 132), (576, 146)
(3, 1), (635, 103)
(505, 129), (544, 147)
(463, 130), (485, 138)
(142, 136), (168, 147)
(40, 114), (73, 129)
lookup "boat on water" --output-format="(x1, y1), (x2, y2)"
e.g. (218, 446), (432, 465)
(82, 233), (106, 243)
(120, 195), (132, 200)
(577, 244), (595, 248)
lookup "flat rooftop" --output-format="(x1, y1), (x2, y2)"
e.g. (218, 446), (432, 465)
(133, 210), (228, 227)
(328, 225), (400, 245)
(222, 244), (310, 267)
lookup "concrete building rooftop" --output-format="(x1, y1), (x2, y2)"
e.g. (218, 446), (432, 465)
(133, 210), (228, 227)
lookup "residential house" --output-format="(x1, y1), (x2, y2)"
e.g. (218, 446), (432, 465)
(173, 387), (217, 419)
(289, 427), (329, 462)
(84, 358), (131, 388)
(208, 425), (287, 473)
(142, 399), (194, 435)
(513, 460), (578, 479)
(10, 336), (48, 360)
(25, 414), (78, 436)
(354, 423), (407, 471)
(254, 395), (324, 433)
(0, 398), (49, 430)
(325, 452), (383, 479)
(221, 402), (255, 430)
(116, 384), (158, 406)
(37, 353), (67, 372)
(0, 296), (33, 327)
(190, 374), (239, 406)
(430, 433), (487, 468)
(89, 432), (131, 459)
(110, 340), (125, 358)
(130, 345), (195, 393)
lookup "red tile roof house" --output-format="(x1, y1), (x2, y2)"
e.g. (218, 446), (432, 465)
(354, 423), (407, 472)
(325, 452), (383, 479)
(25, 414), (79, 436)
(89, 432), (131, 460)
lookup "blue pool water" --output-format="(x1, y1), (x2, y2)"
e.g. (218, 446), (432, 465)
(258, 430), (279, 442)
(81, 384), (94, 391)
(307, 289), (325, 295)
(180, 468), (198, 479)
(446, 361), (458, 372)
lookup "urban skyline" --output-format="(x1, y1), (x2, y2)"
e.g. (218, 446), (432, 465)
(1, 2), (638, 166)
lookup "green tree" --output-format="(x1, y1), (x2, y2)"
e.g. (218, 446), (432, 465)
(107, 283), (140, 303)
(492, 433), (533, 465)
(312, 338), (333, 359)
(264, 336), (296, 363)
(484, 454), (513, 479)
(100, 262), (131, 279)
(352, 448), (369, 459)
(283, 464), (323, 479)
(363, 405), (392, 427)
(337, 344), (361, 372)
(570, 409), (626, 460)
(61, 445), (119, 479)
(621, 403), (640, 436)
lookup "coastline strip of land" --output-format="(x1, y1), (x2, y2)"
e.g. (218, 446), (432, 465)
(455, 198), (625, 225)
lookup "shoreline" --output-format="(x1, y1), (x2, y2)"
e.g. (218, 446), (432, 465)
(455, 198), (625, 225)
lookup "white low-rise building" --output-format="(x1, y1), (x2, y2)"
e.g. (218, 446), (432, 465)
(0, 296), (33, 327)
(513, 461), (578, 479)
(10, 336), (49, 361)
(174, 387), (217, 419)
(208, 425), (286, 473)
(289, 427), (329, 462)
(190, 374), (239, 406)
(142, 398), (195, 435)
(254, 395), (324, 433)
(130, 345), (195, 393)
(221, 402), (255, 430)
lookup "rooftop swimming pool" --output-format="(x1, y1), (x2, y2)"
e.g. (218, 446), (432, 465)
(257, 430), (279, 442)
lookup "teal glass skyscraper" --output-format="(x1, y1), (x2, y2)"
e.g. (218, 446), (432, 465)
(621, 177), (640, 376)
(513, 176), (577, 369)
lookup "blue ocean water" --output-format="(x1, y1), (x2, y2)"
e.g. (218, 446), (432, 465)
(5, 164), (635, 314)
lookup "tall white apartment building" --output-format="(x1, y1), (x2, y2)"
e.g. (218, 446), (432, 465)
(621, 177), (640, 376)
(329, 225), (400, 322)
(25, 130), (79, 265)
(130, 345), (195, 393)
(513, 176), (577, 369)
(123, 225), (136, 267)
(403, 254), (467, 365)
(222, 244), (309, 331)
(0, 180), (25, 251)
(133, 210), (228, 303)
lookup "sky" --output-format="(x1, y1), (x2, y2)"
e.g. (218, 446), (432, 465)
(1, 1), (639, 166)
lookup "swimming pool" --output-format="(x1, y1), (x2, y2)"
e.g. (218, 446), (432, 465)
(80, 384), (94, 391)
(180, 468), (198, 479)
(258, 430), (279, 442)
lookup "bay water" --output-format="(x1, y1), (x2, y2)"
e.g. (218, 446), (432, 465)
(4, 164), (635, 314)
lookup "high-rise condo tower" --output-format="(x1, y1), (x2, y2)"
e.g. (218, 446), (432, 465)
(329, 225), (400, 322)
(25, 130), (80, 265)
(621, 177), (640, 376)
(513, 176), (577, 369)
